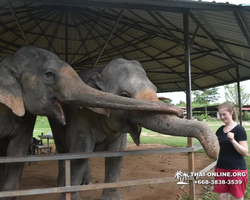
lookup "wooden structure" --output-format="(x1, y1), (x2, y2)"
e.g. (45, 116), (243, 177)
(0, 144), (217, 199)
(36, 132), (54, 154)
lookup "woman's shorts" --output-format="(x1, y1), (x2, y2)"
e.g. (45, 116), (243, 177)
(213, 167), (248, 198)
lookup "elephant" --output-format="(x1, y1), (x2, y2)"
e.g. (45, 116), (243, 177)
(48, 58), (219, 200)
(0, 46), (184, 200)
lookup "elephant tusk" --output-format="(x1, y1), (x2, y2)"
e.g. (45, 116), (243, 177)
(55, 99), (66, 125)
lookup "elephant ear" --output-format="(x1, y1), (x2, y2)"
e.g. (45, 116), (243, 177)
(0, 56), (25, 116)
(85, 72), (110, 117)
(86, 72), (106, 91)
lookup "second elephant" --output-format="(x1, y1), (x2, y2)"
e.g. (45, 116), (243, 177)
(49, 58), (219, 200)
(49, 58), (162, 200)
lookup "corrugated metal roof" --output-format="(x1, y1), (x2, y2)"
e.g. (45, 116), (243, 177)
(0, 0), (250, 93)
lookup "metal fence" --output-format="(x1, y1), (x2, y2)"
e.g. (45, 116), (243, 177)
(0, 144), (216, 199)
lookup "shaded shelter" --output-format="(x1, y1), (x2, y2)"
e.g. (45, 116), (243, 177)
(0, 1), (250, 199)
(0, 0), (249, 93)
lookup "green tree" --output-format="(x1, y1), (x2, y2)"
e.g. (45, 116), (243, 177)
(176, 100), (186, 107)
(224, 83), (250, 106)
(193, 88), (220, 105)
(192, 88), (220, 116)
(224, 83), (250, 121)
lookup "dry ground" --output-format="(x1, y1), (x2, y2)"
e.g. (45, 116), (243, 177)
(19, 144), (214, 200)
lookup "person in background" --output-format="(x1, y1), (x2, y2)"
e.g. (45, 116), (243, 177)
(214, 102), (249, 200)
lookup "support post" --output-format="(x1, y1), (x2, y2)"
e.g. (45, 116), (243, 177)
(65, 159), (71, 200)
(183, 10), (195, 200)
(236, 65), (242, 125)
(65, 9), (68, 63)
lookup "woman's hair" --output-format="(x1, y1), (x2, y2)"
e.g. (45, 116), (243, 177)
(218, 102), (236, 120)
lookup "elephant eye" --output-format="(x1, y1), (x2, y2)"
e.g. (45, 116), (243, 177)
(121, 92), (131, 98)
(44, 71), (56, 82)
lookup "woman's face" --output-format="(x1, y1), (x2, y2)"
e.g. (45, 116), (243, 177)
(219, 108), (233, 124)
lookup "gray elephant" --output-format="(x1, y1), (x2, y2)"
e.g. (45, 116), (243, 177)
(0, 46), (184, 200)
(48, 58), (219, 200)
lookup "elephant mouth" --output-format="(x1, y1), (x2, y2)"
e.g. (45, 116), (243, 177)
(54, 99), (66, 125)
(128, 118), (142, 146)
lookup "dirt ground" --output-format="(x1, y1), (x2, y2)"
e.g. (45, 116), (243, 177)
(19, 144), (214, 200)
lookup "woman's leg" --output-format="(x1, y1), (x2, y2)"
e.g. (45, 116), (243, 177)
(219, 193), (230, 200)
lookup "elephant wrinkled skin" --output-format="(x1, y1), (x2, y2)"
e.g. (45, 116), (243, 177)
(0, 47), (183, 200)
(49, 58), (219, 200)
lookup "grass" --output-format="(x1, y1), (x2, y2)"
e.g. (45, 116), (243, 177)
(33, 116), (52, 144)
(33, 117), (250, 199)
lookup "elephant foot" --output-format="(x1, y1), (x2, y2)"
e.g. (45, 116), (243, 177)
(101, 188), (122, 200)
(57, 179), (64, 187)
(59, 192), (82, 200)
(81, 174), (93, 185)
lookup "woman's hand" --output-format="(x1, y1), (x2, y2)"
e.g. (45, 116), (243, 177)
(227, 132), (235, 142)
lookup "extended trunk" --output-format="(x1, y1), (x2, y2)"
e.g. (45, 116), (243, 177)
(59, 67), (183, 117)
(132, 112), (219, 159)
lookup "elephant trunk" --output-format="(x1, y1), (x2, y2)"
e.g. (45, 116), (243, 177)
(59, 67), (183, 117)
(131, 111), (220, 159)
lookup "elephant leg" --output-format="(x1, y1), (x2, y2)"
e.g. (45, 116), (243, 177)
(81, 162), (92, 185)
(60, 128), (93, 200)
(1, 122), (35, 200)
(54, 140), (68, 187)
(0, 138), (8, 190)
(1, 116), (36, 200)
(101, 134), (127, 200)
(56, 158), (90, 200)
(59, 159), (91, 200)
(48, 117), (69, 187)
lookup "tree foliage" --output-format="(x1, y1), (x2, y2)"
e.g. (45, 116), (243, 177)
(192, 88), (220, 105)
(192, 88), (220, 116)
(176, 100), (186, 107)
(224, 83), (250, 107)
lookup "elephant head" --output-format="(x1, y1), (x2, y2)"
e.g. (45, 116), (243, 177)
(82, 58), (219, 159)
(0, 46), (183, 125)
(81, 58), (161, 144)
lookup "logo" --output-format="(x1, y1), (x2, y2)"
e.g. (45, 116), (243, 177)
(174, 170), (189, 185)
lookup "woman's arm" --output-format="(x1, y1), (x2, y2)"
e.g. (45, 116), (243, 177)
(232, 140), (248, 156)
(227, 132), (249, 156)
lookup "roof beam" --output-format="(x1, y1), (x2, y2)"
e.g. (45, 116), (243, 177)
(234, 11), (250, 47)
(75, 33), (155, 66)
(75, 14), (225, 85)
(0, 37), (21, 49)
(72, 8), (108, 64)
(12, 0), (242, 12)
(189, 12), (238, 66)
(92, 9), (124, 67)
(7, 1), (29, 44)
(69, 8), (104, 63)
(73, 7), (126, 66)
(23, 2), (57, 52)
(147, 11), (184, 48)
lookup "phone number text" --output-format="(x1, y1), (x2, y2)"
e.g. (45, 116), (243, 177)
(194, 180), (242, 185)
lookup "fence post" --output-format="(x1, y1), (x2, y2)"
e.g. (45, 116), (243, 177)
(65, 160), (71, 200)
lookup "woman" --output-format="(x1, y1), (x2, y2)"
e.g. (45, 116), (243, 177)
(214, 102), (249, 200)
